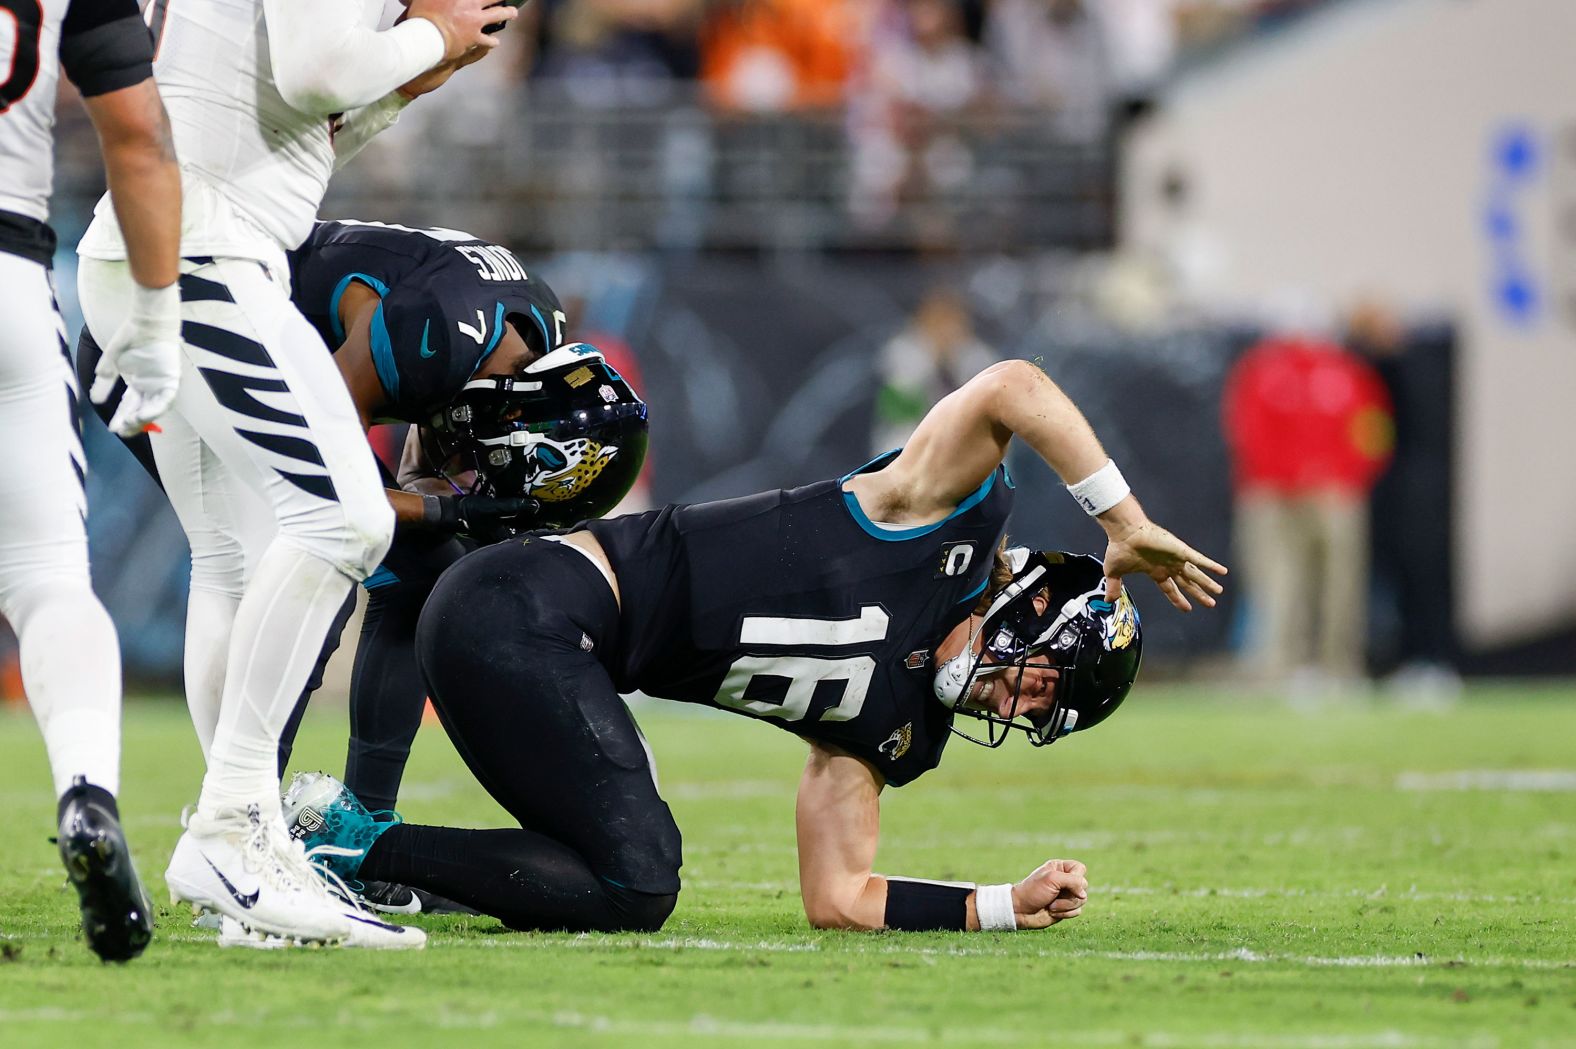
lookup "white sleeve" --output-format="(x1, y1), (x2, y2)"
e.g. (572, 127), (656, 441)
(332, 92), (411, 170)
(264, 0), (445, 117)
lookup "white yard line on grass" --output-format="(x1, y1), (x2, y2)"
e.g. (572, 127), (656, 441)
(6, 928), (1564, 971)
(450, 934), (1576, 971)
(683, 881), (1576, 907)
(16, 928), (1573, 972)
(1397, 770), (1576, 792)
(0, 1007), (1510, 1048)
(537, 1013), (1505, 1049)
(1102, 885), (1576, 906)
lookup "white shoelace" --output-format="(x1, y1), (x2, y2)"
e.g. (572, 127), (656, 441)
(302, 845), (374, 915)
(211, 809), (334, 904)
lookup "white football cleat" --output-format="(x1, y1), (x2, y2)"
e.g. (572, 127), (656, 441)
(336, 910), (427, 950)
(216, 912), (425, 950)
(165, 804), (353, 945)
(216, 916), (294, 949)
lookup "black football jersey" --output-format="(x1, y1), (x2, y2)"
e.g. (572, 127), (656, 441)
(586, 452), (1015, 786)
(289, 220), (566, 423)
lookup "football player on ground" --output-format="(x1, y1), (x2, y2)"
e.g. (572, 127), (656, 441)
(289, 359), (1227, 934)
(0, 0), (181, 961)
(83, 218), (648, 916)
(72, 0), (518, 949)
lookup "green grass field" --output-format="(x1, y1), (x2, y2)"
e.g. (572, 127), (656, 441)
(1, 686), (1573, 1049)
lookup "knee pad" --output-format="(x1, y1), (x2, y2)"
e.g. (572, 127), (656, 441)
(342, 498), (395, 581)
(605, 884), (678, 933)
(278, 494), (394, 582)
(606, 808), (683, 902)
(186, 530), (248, 600)
(2, 579), (107, 639)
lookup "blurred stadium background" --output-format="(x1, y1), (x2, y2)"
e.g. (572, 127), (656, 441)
(7, 0), (1573, 696)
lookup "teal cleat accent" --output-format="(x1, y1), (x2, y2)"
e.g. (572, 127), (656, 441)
(281, 772), (399, 883)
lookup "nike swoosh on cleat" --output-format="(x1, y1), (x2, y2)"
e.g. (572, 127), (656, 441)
(203, 855), (260, 909)
(345, 913), (407, 933)
(419, 320), (435, 358)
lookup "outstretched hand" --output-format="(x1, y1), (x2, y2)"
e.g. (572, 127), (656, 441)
(1012, 859), (1088, 930)
(1102, 517), (1228, 612)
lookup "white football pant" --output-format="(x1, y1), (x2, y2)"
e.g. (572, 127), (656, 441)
(78, 253), (393, 820)
(0, 252), (123, 798)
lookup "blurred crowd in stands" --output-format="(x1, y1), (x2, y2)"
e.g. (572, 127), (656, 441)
(363, 0), (1344, 248)
(510, 0), (1338, 118)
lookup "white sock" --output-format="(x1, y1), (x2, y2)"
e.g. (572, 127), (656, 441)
(13, 583), (122, 797)
(198, 541), (352, 821)
(183, 587), (241, 760)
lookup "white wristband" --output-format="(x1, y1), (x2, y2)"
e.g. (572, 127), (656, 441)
(975, 883), (1017, 932)
(1065, 459), (1130, 517)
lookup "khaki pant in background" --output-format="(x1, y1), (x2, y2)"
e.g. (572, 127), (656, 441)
(1235, 491), (1370, 683)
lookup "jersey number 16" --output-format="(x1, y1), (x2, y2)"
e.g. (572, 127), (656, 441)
(713, 607), (889, 724)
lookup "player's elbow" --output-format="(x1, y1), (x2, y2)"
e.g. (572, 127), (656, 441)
(804, 903), (876, 931)
(975, 359), (1046, 400)
(802, 888), (877, 931)
(98, 124), (173, 173)
(966, 358), (1052, 426)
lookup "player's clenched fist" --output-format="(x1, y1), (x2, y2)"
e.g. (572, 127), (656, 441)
(409, 0), (519, 60)
(1013, 859), (1089, 929)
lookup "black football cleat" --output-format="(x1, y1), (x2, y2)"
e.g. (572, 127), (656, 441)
(357, 879), (479, 916)
(57, 777), (155, 963)
(357, 880), (422, 915)
(411, 886), (479, 917)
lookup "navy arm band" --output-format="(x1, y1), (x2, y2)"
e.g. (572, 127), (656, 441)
(60, 10), (155, 98)
(883, 878), (972, 931)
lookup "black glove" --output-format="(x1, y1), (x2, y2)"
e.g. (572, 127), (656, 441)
(426, 495), (540, 539)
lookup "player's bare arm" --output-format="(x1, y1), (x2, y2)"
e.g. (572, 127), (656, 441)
(850, 359), (1227, 612)
(397, 425), (469, 497)
(796, 740), (1088, 932)
(81, 83), (179, 291)
(76, 40), (182, 437)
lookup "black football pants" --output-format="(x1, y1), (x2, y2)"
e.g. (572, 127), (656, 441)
(361, 536), (683, 932)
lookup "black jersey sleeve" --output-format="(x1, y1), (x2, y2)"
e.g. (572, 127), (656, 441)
(371, 278), (501, 423)
(60, 0), (154, 97)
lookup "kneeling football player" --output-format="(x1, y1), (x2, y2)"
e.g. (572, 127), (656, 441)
(81, 219), (648, 914)
(286, 359), (1227, 934)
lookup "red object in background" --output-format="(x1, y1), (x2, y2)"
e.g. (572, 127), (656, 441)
(1222, 335), (1395, 496)
(1, 647), (23, 708)
(367, 424), (402, 469)
(582, 330), (652, 506)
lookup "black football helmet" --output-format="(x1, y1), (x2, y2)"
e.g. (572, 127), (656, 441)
(932, 550), (1142, 748)
(428, 343), (649, 529)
